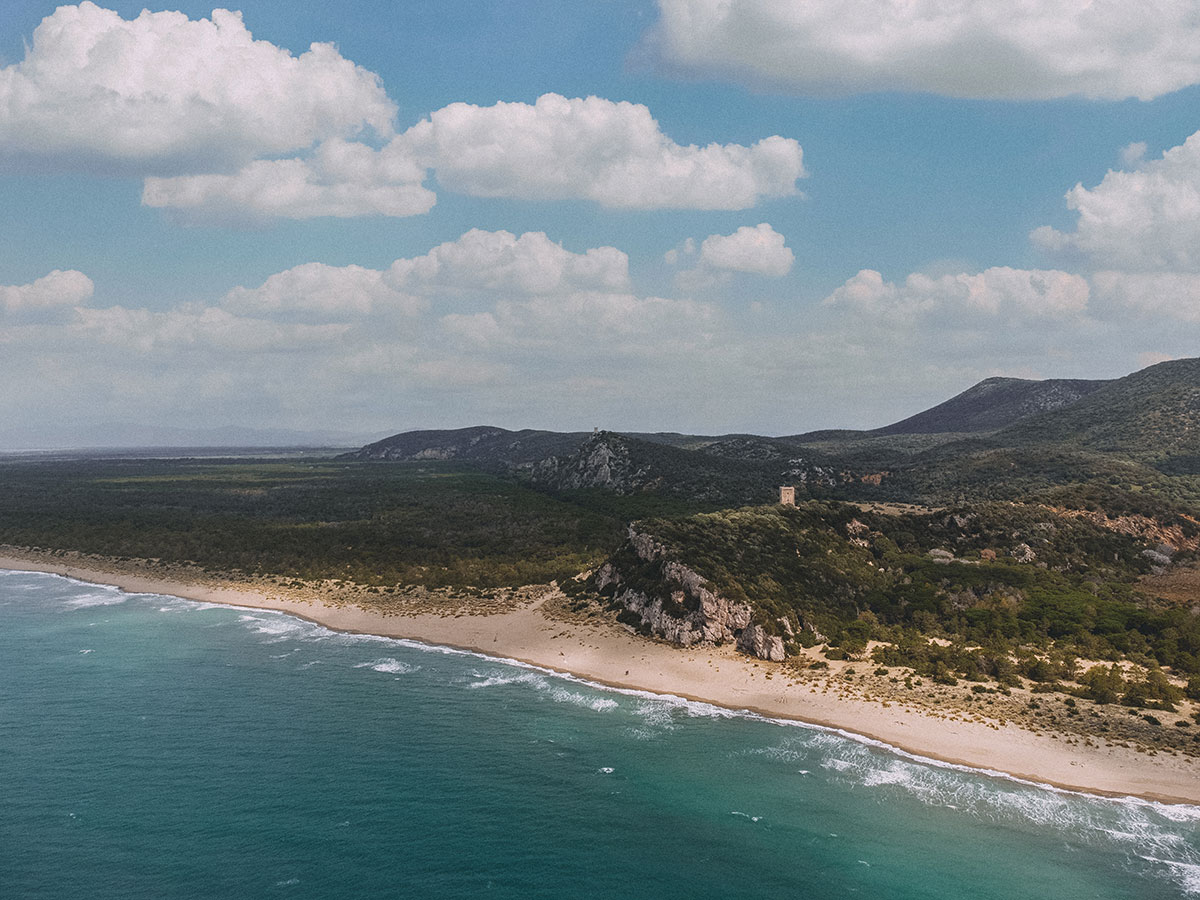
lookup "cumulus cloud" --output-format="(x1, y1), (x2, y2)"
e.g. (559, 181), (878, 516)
(0, 3), (394, 172)
(1033, 130), (1200, 271)
(217, 230), (627, 323)
(0, 270), (94, 313)
(389, 228), (630, 295)
(144, 93), (805, 220)
(642, 0), (1200, 101)
(825, 267), (1089, 318)
(222, 262), (427, 322)
(143, 140), (435, 224)
(697, 223), (794, 276)
(400, 93), (804, 210)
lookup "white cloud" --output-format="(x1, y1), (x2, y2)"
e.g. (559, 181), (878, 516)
(0, 3), (394, 172)
(401, 93), (804, 209)
(1090, 271), (1200, 322)
(0, 270), (94, 313)
(825, 267), (1089, 318)
(1033, 130), (1200, 271)
(222, 262), (427, 322)
(143, 92), (806, 220)
(0, 231), (725, 434)
(1120, 141), (1148, 167)
(388, 228), (630, 295)
(642, 0), (1200, 101)
(143, 140), (434, 224)
(698, 223), (793, 276)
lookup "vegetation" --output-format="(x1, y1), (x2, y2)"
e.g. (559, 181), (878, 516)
(0, 457), (685, 588)
(593, 500), (1200, 680)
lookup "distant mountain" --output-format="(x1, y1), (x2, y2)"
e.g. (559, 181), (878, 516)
(997, 358), (1200, 460)
(871, 376), (1109, 435)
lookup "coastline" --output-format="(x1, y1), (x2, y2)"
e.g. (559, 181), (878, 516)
(3, 549), (1198, 807)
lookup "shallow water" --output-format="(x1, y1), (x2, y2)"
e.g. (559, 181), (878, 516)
(2, 568), (1197, 899)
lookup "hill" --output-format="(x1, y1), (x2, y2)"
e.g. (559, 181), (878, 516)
(344, 426), (591, 467)
(996, 358), (1200, 463)
(588, 500), (1198, 666)
(529, 431), (845, 504)
(345, 357), (1200, 509)
(872, 376), (1108, 435)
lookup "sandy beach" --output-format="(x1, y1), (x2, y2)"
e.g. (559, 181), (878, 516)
(3, 547), (1197, 806)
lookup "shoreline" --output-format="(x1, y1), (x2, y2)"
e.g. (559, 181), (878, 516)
(3, 549), (1198, 806)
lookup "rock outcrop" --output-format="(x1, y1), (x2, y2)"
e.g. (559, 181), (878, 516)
(597, 525), (786, 661)
(532, 433), (653, 493)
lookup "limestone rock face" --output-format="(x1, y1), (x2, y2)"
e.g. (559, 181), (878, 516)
(602, 525), (783, 660)
(532, 433), (652, 493)
(736, 624), (786, 662)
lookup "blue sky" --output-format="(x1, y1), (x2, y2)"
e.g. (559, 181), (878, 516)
(2, 1), (1199, 446)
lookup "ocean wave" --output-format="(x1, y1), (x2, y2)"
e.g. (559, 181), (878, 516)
(237, 613), (314, 643)
(466, 668), (618, 713)
(63, 590), (127, 608)
(354, 657), (419, 675)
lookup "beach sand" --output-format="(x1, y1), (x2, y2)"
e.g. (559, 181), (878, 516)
(2, 548), (1197, 805)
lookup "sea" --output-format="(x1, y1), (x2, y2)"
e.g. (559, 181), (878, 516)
(2, 568), (1198, 899)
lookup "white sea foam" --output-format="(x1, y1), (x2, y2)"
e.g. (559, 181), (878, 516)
(1144, 858), (1200, 895)
(237, 613), (312, 643)
(466, 668), (618, 712)
(731, 811), (762, 823)
(64, 590), (126, 608)
(354, 658), (419, 675)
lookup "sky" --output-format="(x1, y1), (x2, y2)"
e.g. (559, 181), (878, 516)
(2, 1), (1200, 447)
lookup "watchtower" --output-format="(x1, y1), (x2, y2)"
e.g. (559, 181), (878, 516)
(779, 486), (795, 506)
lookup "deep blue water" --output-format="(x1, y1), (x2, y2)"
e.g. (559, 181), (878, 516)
(2, 568), (1198, 899)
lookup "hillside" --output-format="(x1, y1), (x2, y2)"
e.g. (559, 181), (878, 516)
(588, 500), (1200, 668)
(345, 426), (591, 466)
(996, 358), (1200, 462)
(872, 376), (1108, 435)
(529, 431), (844, 504)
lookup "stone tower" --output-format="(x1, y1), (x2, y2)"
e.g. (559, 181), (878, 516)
(779, 486), (795, 506)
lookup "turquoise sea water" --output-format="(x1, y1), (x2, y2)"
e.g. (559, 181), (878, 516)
(2, 569), (1198, 899)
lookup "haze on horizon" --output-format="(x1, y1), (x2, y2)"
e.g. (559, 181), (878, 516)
(3, 0), (1200, 449)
